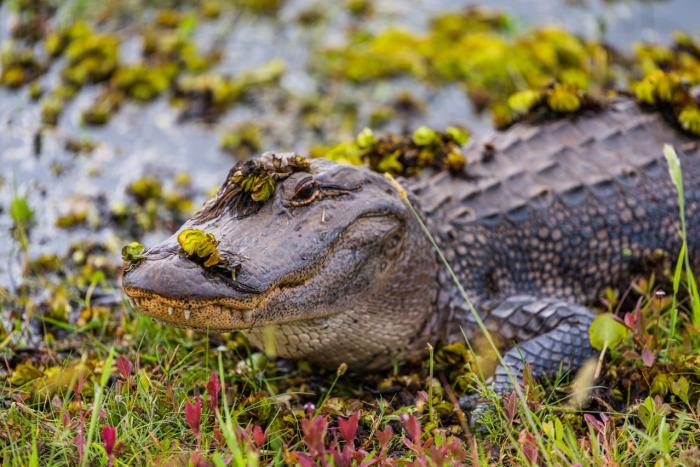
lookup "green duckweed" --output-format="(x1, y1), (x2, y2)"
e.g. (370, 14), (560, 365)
(177, 229), (222, 267)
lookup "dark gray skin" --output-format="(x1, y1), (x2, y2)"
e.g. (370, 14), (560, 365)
(123, 97), (700, 401)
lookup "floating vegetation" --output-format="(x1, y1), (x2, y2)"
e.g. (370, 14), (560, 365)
(494, 83), (602, 128)
(312, 126), (469, 175)
(220, 122), (265, 157)
(0, 47), (45, 88)
(322, 7), (613, 112)
(174, 59), (286, 121)
(111, 174), (194, 236)
(630, 34), (700, 136)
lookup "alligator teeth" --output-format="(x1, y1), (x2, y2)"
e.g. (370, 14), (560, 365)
(167, 307), (173, 316)
(127, 297), (136, 308)
(243, 310), (254, 324)
(184, 309), (191, 321)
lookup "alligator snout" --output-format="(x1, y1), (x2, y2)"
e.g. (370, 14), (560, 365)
(121, 248), (262, 302)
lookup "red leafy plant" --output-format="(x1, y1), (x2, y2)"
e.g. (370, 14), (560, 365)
(293, 410), (467, 466)
(101, 425), (122, 467)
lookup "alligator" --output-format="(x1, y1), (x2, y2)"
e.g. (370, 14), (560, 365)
(122, 96), (700, 402)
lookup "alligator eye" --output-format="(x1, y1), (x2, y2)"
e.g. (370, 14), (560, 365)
(290, 178), (320, 206)
(386, 232), (402, 250)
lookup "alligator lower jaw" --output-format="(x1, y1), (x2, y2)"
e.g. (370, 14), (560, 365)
(122, 287), (260, 331)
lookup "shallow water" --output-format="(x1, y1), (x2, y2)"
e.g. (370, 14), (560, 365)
(0, 0), (698, 288)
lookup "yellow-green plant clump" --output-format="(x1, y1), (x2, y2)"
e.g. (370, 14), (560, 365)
(312, 126), (470, 176)
(323, 7), (613, 112)
(177, 229), (222, 267)
(630, 33), (700, 136)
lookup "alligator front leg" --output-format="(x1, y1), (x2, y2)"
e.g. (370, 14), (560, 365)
(460, 296), (596, 409)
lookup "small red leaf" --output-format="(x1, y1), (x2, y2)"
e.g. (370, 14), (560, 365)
(338, 411), (360, 445)
(185, 397), (202, 436)
(518, 429), (538, 465)
(206, 372), (221, 413)
(101, 426), (116, 454)
(641, 347), (656, 367)
(115, 355), (133, 379)
(377, 425), (393, 451)
(401, 414), (421, 444)
(252, 425), (266, 447)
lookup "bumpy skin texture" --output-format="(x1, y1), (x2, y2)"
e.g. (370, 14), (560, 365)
(123, 97), (700, 396)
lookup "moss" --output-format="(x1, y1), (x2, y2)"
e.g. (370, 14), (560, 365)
(369, 106), (395, 128)
(412, 126), (439, 146)
(174, 60), (285, 122)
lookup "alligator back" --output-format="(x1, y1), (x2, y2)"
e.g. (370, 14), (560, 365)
(410, 97), (700, 322)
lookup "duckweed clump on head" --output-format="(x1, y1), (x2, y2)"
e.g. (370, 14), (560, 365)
(318, 126), (470, 176)
(177, 229), (222, 267)
(224, 153), (311, 204)
(121, 241), (145, 263)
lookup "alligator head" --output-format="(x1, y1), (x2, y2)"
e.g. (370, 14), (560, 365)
(122, 153), (439, 369)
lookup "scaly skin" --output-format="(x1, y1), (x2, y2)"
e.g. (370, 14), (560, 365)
(122, 97), (700, 400)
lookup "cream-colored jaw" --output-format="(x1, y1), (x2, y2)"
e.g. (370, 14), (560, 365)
(123, 287), (259, 331)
